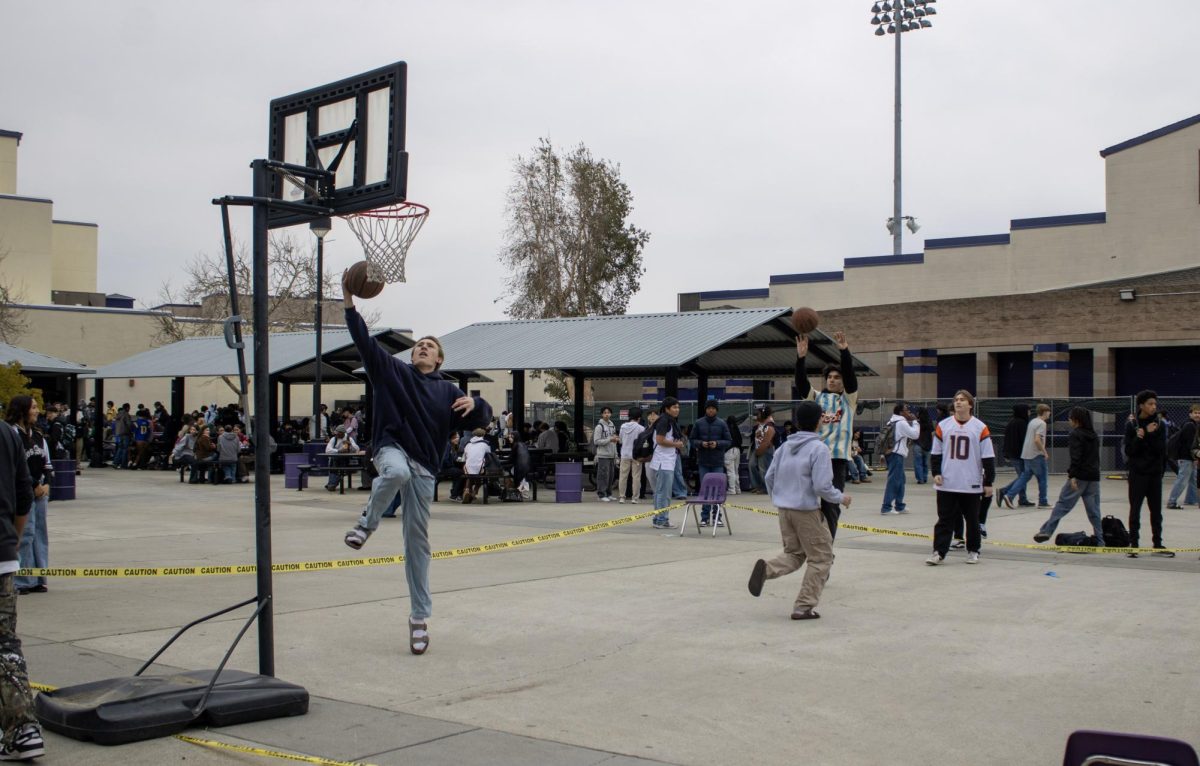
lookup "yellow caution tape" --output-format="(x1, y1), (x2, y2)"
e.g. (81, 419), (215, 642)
(727, 504), (1200, 555)
(18, 506), (673, 578)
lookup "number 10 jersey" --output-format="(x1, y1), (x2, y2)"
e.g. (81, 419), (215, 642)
(932, 416), (995, 494)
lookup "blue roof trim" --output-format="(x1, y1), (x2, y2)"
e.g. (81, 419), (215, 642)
(0, 193), (51, 205)
(903, 349), (938, 358)
(1033, 343), (1070, 353)
(903, 365), (937, 374)
(1034, 360), (1070, 371)
(0, 129), (22, 142)
(924, 233), (1010, 249)
(769, 271), (844, 285)
(844, 252), (924, 269)
(51, 219), (98, 228)
(1099, 113), (1200, 158)
(697, 287), (770, 301)
(1011, 212), (1106, 230)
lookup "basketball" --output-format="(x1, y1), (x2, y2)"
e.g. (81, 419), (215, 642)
(345, 261), (385, 299)
(791, 307), (820, 335)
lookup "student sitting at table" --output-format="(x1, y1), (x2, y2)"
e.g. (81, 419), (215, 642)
(325, 425), (359, 492)
(462, 428), (491, 504)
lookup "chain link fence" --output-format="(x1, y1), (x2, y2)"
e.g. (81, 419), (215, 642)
(523, 396), (1199, 475)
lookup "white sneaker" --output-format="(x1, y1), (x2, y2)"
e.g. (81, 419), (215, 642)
(631, 499), (640, 504)
(925, 553), (944, 566)
(966, 552), (980, 564)
(618, 497), (625, 504)
(949, 539), (966, 550)
(881, 510), (900, 516)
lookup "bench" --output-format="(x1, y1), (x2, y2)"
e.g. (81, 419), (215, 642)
(295, 464), (361, 494)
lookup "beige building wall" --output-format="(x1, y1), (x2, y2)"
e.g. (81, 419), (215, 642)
(0, 134), (17, 195)
(50, 221), (98, 294)
(0, 196), (54, 304)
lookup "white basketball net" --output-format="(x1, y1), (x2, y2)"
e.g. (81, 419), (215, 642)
(341, 202), (430, 284)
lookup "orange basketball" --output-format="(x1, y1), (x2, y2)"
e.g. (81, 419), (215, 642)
(791, 307), (820, 335)
(345, 261), (384, 299)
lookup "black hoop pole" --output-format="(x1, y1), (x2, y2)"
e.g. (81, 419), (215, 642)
(250, 160), (275, 677)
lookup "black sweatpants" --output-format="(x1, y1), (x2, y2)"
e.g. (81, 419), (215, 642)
(954, 493), (992, 539)
(934, 491), (981, 556)
(1127, 471), (1164, 547)
(822, 459), (847, 538)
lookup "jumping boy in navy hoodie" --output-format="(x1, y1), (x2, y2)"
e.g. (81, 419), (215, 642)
(747, 401), (852, 621)
(341, 273), (492, 654)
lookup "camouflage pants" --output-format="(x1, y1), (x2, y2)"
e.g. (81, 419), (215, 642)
(0, 573), (37, 745)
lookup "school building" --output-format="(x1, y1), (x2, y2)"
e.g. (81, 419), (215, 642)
(644, 112), (1200, 404)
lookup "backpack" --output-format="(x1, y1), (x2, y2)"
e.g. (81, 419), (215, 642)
(1101, 515), (1131, 548)
(1055, 531), (1098, 547)
(632, 428), (656, 463)
(771, 422), (784, 449)
(1166, 428), (1185, 460)
(879, 420), (897, 457)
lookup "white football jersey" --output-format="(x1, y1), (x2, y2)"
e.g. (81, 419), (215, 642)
(931, 416), (995, 494)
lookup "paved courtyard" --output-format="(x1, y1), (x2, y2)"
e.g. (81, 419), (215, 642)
(17, 466), (1200, 765)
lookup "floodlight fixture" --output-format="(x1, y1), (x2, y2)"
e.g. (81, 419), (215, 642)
(1119, 289), (1136, 302)
(308, 216), (332, 240)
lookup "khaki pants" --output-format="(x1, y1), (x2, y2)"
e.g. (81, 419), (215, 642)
(763, 508), (834, 610)
(618, 458), (642, 499)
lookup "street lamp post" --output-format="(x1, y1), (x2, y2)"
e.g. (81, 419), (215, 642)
(871, 0), (935, 255)
(310, 217), (331, 441)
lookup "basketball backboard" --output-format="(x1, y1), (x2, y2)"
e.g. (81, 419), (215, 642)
(266, 62), (408, 228)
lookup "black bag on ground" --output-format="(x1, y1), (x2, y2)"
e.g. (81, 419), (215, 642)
(1101, 515), (1131, 548)
(1055, 531), (1098, 547)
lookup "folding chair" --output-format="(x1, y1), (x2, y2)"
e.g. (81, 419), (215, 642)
(1063, 730), (1199, 766)
(681, 472), (731, 537)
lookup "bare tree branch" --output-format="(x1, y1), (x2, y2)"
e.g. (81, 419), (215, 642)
(0, 246), (30, 344)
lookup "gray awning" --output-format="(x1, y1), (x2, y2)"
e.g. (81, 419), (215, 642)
(87, 328), (412, 383)
(433, 308), (875, 379)
(0, 342), (94, 375)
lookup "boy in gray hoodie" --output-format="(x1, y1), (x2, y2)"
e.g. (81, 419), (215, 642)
(747, 401), (851, 620)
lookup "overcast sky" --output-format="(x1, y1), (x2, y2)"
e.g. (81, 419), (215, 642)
(2, 1), (1195, 336)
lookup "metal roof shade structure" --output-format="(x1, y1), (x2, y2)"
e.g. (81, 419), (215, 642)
(0, 342), (94, 375)
(435, 308), (875, 379)
(417, 307), (875, 444)
(88, 328), (413, 384)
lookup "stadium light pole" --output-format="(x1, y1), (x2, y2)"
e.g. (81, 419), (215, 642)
(871, 0), (935, 255)
(310, 216), (331, 441)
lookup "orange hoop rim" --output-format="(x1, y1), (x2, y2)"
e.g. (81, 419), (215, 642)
(340, 201), (430, 220)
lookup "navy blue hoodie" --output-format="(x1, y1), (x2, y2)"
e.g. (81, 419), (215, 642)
(346, 308), (492, 476)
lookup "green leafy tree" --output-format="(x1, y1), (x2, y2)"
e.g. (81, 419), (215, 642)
(0, 362), (42, 411)
(499, 138), (650, 400)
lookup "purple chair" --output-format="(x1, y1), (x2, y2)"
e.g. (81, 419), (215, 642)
(681, 472), (731, 537)
(1063, 730), (1199, 766)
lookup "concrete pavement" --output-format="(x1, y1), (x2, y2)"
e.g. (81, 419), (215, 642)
(17, 466), (1200, 764)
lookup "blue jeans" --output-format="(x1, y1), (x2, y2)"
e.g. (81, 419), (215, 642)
(1006, 454), (1048, 505)
(1038, 479), (1104, 541)
(113, 435), (130, 467)
(697, 464), (723, 521)
(847, 454), (869, 481)
(653, 462), (675, 524)
(672, 457), (687, 499)
(912, 444), (929, 483)
(749, 448), (774, 491)
(999, 457), (1030, 504)
(1168, 459), (1198, 505)
(356, 445), (435, 619)
(15, 495), (49, 589)
(881, 453), (906, 512)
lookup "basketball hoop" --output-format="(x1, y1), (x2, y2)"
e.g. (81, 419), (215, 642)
(341, 201), (429, 284)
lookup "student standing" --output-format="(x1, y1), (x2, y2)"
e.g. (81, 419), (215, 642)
(617, 408), (645, 504)
(1124, 390), (1172, 557)
(1166, 404), (1200, 509)
(747, 401), (852, 620)
(650, 398), (683, 529)
(880, 403), (919, 515)
(1000, 404), (1050, 509)
(690, 400), (732, 526)
(592, 407), (619, 501)
(926, 391), (995, 566)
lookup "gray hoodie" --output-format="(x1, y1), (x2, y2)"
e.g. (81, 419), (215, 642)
(764, 431), (843, 511)
(217, 431), (242, 462)
(593, 418), (618, 459)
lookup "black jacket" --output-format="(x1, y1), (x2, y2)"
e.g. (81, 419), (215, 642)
(1067, 428), (1100, 481)
(1002, 405), (1031, 460)
(690, 415), (732, 468)
(1, 426), (34, 564)
(1124, 415), (1167, 476)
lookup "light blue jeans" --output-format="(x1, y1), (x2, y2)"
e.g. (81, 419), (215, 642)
(672, 457), (687, 499)
(1168, 459), (1198, 506)
(113, 435), (130, 467)
(1038, 479), (1104, 541)
(357, 445), (434, 619)
(653, 463), (674, 524)
(1006, 454), (1048, 505)
(749, 448), (775, 491)
(15, 495), (49, 589)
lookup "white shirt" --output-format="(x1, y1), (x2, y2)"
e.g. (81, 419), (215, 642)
(649, 417), (679, 471)
(464, 436), (491, 474)
(890, 415), (920, 457)
(932, 416), (995, 494)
